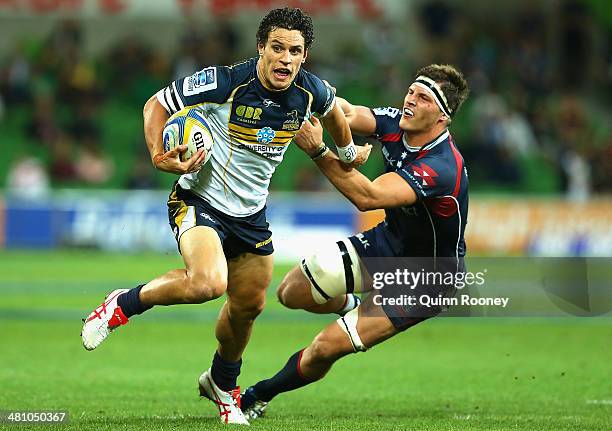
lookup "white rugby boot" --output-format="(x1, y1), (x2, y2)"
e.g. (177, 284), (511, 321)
(81, 289), (129, 351)
(198, 368), (249, 425)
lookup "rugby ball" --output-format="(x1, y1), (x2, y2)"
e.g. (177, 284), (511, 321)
(162, 108), (214, 163)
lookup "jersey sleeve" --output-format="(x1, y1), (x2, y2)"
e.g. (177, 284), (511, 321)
(370, 107), (402, 139)
(397, 155), (456, 199)
(156, 66), (232, 114)
(306, 74), (336, 117)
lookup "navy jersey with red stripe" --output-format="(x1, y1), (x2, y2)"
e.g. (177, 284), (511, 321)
(370, 107), (468, 258)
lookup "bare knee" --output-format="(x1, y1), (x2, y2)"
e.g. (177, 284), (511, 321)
(277, 268), (309, 309)
(183, 271), (227, 303)
(277, 277), (297, 308)
(231, 293), (266, 320)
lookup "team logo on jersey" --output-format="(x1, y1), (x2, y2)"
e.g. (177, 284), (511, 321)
(256, 127), (276, 144)
(412, 163), (438, 187)
(184, 67), (217, 96)
(236, 105), (262, 124)
(282, 109), (300, 131)
(262, 99), (280, 108)
(199, 212), (216, 224)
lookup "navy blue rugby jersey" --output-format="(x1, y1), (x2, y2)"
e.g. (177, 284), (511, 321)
(156, 57), (335, 216)
(370, 107), (468, 258)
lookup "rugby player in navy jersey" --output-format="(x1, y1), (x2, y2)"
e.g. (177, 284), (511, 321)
(240, 64), (470, 419)
(80, 7), (370, 425)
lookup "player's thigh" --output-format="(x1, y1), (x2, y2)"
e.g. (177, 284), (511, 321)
(300, 238), (364, 304)
(225, 252), (274, 313)
(180, 226), (228, 290)
(169, 182), (229, 287)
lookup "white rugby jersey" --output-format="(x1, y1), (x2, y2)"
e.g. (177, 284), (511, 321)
(156, 57), (335, 216)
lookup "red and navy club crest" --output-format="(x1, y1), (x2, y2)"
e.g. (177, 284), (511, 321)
(411, 162), (438, 187)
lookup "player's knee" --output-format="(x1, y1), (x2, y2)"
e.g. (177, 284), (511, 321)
(231, 294), (266, 320)
(277, 277), (299, 309)
(184, 272), (227, 303)
(277, 268), (309, 309)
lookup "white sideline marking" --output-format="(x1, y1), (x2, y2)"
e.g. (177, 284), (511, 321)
(586, 399), (612, 405)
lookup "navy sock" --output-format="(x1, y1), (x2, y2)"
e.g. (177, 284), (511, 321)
(211, 351), (242, 391)
(117, 285), (152, 318)
(252, 349), (314, 402)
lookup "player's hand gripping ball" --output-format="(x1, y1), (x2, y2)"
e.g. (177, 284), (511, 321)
(163, 108), (214, 163)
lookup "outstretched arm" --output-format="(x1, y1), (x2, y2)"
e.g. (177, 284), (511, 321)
(295, 117), (416, 211)
(335, 97), (377, 137)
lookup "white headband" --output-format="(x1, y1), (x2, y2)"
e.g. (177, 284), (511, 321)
(413, 75), (452, 117)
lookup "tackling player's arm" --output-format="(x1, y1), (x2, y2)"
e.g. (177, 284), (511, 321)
(309, 76), (371, 167)
(335, 97), (377, 136)
(295, 117), (416, 211)
(143, 95), (205, 175)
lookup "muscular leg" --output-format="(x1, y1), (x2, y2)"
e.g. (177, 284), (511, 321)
(247, 297), (423, 403)
(215, 252), (273, 362)
(206, 253), (272, 392)
(139, 227), (228, 306)
(276, 266), (350, 314)
(298, 301), (401, 379)
(83, 227), (230, 351)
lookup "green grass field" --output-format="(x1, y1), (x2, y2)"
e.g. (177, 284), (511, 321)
(1, 250), (611, 430)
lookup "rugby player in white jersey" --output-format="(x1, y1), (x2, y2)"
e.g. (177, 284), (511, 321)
(81, 7), (370, 425)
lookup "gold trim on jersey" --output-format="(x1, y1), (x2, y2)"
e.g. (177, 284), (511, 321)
(228, 125), (295, 147)
(228, 59), (251, 69)
(229, 122), (296, 139)
(293, 83), (314, 114)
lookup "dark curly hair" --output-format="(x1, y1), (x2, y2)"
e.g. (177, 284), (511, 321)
(256, 7), (315, 50)
(414, 64), (469, 118)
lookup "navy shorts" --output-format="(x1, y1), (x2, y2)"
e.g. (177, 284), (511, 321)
(167, 182), (273, 259)
(349, 222), (462, 331)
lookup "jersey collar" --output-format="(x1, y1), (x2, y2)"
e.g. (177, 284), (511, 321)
(402, 129), (449, 152)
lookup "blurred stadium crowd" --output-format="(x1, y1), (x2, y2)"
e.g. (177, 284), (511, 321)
(2, 0), (611, 200)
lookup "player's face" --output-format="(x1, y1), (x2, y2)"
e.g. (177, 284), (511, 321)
(257, 28), (307, 91)
(399, 84), (446, 133)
